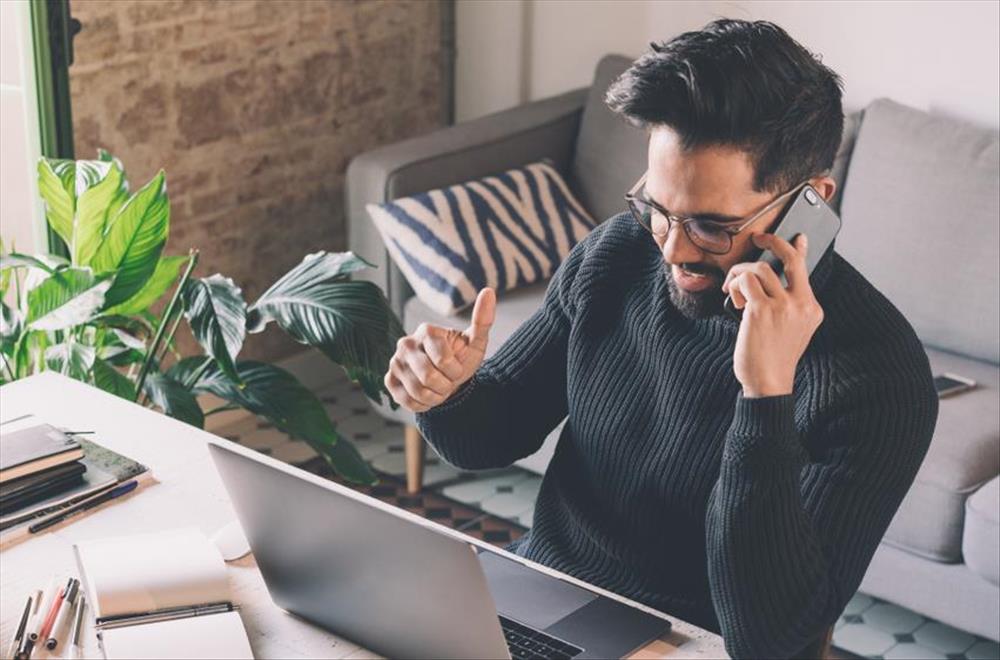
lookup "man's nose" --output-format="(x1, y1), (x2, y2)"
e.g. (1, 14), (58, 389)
(661, 222), (703, 264)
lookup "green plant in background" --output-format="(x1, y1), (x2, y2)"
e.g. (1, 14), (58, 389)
(0, 151), (403, 484)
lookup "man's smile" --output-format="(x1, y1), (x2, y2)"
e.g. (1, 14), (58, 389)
(671, 263), (722, 292)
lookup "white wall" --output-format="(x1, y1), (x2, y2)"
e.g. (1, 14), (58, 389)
(0, 0), (45, 260)
(456, 0), (1000, 130)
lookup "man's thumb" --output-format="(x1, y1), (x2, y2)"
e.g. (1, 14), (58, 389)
(466, 287), (496, 349)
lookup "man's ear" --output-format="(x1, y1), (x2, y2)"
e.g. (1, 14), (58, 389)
(810, 175), (837, 202)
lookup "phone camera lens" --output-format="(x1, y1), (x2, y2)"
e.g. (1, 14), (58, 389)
(804, 188), (819, 205)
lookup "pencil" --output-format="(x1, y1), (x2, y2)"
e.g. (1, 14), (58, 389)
(6, 591), (35, 659)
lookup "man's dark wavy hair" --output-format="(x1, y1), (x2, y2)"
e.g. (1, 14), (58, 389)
(606, 19), (844, 193)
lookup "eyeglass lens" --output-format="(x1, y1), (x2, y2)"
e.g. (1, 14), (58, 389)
(630, 184), (732, 254)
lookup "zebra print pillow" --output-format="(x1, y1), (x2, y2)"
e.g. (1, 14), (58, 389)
(366, 161), (597, 316)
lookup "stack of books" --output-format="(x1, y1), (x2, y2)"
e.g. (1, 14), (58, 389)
(0, 419), (151, 545)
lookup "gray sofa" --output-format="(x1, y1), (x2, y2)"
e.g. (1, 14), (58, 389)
(346, 55), (1000, 641)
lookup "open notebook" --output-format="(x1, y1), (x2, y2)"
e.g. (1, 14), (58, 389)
(74, 527), (253, 659)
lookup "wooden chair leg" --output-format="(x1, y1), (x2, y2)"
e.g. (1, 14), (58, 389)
(405, 425), (426, 494)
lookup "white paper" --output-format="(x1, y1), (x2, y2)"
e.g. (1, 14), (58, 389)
(75, 527), (230, 619)
(100, 610), (253, 659)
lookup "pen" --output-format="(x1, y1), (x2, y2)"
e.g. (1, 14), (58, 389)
(68, 596), (86, 660)
(29, 480), (138, 533)
(37, 584), (66, 645)
(7, 591), (36, 659)
(27, 577), (57, 642)
(46, 578), (79, 650)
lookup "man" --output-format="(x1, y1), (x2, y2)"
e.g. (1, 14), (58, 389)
(384, 19), (938, 659)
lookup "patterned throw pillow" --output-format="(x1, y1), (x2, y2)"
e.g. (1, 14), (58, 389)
(366, 161), (596, 316)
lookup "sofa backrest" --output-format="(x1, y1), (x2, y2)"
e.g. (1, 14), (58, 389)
(571, 55), (647, 222)
(837, 99), (1000, 364)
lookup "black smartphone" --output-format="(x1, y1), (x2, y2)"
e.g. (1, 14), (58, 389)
(933, 373), (977, 398)
(724, 184), (842, 319)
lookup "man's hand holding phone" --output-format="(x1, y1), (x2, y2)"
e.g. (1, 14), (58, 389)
(385, 288), (497, 412)
(723, 233), (825, 399)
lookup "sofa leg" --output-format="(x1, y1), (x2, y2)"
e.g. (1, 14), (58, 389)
(405, 425), (426, 494)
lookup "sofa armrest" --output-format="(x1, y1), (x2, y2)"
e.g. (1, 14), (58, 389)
(346, 87), (589, 316)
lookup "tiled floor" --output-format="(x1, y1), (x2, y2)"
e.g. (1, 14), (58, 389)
(211, 366), (999, 660)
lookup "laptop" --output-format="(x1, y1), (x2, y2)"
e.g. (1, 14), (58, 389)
(208, 439), (670, 659)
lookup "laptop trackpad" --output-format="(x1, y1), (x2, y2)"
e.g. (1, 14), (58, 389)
(478, 551), (597, 630)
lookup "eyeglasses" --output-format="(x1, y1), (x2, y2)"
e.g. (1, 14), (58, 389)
(624, 173), (807, 255)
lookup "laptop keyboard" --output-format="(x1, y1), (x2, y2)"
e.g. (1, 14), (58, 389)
(499, 615), (584, 660)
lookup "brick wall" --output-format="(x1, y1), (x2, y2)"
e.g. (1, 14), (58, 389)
(68, 0), (446, 361)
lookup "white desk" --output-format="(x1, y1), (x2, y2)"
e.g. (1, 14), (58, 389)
(0, 373), (727, 659)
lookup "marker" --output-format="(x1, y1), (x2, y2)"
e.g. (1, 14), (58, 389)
(46, 578), (80, 650)
(68, 597), (86, 660)
(7, 591), (36, 659)
(27, 577), (57, 642)
(37, 584), (66, 644)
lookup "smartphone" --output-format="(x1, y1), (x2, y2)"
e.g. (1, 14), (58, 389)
(933, 373), (977, 398)
(724, 184), (843, 319)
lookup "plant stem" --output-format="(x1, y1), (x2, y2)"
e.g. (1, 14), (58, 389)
(134, 249), (199, 401)
(155, 296), (186, 368)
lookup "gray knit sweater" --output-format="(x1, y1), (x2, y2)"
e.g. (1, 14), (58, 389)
(416, 213), (938, 659)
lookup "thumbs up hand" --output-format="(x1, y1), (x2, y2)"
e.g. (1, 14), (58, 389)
(385, 288), (497, 413)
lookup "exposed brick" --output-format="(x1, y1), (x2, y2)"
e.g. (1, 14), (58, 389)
(70, 0), (445, 362)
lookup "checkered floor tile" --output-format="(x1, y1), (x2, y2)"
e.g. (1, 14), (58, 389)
(211, 362), (998, 659)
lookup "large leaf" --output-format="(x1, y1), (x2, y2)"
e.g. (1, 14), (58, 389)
(37, 159), (76, 247)
(0, 252), (59, 274)
(182, 275), (246, 384)
(143, 371), (204, 428)
(103, 255), (186, 316)
(45, 342), (97, 379)
(25, 268), (112, 331)
(246, 251), (402, 404)
(1, 301), (21, 358)
(92, 358), (136, 400)
(73, 162), (127, 266)
(90, 170), (170, 308)
(176, 360), (376, 484)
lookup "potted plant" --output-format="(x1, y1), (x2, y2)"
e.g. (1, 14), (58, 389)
(0, 151), (402, 484)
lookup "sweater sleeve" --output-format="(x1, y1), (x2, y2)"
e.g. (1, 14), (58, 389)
(705, 366), (938, 659)
(414, 238), (586, 470)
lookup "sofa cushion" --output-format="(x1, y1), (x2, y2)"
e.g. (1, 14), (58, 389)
(882, 348), (1000, 561)
(571, 55), (647, 223)
(367, 161), (595, 316)
(964, 477), (1000, 585)
(837, 98), (1000, 363)
(402, 280), (550, 360)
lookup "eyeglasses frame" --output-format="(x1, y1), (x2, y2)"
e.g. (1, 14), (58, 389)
(624, 172), (810, 255)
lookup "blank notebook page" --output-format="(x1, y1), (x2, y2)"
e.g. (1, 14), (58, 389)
(100, 610), (253, 659)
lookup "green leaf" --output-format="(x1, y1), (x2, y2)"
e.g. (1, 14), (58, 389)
(246, 251), (402, 405)
(90, 170), (170, 308)
(184, 360), (376, 484)
(45, 341), (97, 379)
(103, 255), (186, 316)
(25, 268), (112, 331)
(1, 300), (21, 358)
(143, 371), (204, 428)
(92, 358), (136, 400)
(182, 275), (246, 384)
(73, 161), (126, 266)
(0, 252), (58, 274)
(38, 159), (76, 247)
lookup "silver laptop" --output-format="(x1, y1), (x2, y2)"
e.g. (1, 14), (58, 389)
(208, 439), (670, 659)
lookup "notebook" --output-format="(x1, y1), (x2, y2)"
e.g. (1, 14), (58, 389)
(0, 461), (87, 513)
(0, 416), (152, 545)
(0, 423), (84, 482)
(74, 527), (253, 659)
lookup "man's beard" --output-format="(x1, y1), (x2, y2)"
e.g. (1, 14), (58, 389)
(662, 261), (727, 319)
